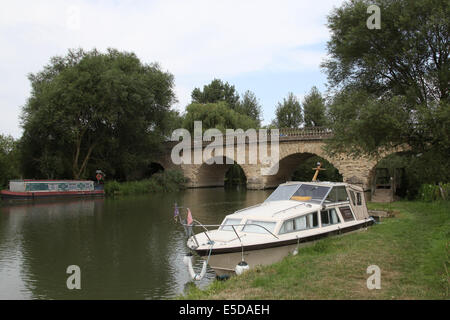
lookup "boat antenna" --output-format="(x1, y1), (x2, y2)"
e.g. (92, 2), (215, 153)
(312, 162), (326, 181)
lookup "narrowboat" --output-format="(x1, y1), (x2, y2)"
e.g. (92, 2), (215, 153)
(0, 180), (104, 200)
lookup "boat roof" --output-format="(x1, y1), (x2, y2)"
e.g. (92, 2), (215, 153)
(224, 181), (359, 222)
(281, 181), (349, 187)
(9, 180), (93, 183)
(227, 200), (321, 221)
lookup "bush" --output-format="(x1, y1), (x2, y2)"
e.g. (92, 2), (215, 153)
(418, 183), (450, 201)
(104, 169), (187, 196)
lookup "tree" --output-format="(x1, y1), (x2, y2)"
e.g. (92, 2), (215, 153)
(191, 79), (240, 110)
(20, 48), (176, 180)
(182, 102), (258, 133)
(236, 90), (262, 126)
(322, 0), (449, 157)
(302, 86), (327, 127)
(273, 92), (303, 128)
(0, 134), (20, 188)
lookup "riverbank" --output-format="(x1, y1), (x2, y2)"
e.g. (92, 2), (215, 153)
(104, 169), (187, 196)
(181, 201), (450, 299)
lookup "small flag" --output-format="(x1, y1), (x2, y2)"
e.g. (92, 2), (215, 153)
(187, 208), (193, 225)
(174, 203), (179, 222)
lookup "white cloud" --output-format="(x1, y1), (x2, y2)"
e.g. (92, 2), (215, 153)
(0, 0), (344, 137)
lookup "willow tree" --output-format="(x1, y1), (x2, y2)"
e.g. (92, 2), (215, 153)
(20, 48), (176, 180)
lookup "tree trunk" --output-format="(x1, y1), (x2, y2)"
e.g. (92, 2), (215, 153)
(73, 142), (96, 180)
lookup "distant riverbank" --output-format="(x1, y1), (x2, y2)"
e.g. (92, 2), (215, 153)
(104, 169), (187, 196)
(181, 200), (450, 300)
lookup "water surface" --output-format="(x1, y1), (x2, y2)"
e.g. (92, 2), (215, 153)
(0, 187), (270, 299)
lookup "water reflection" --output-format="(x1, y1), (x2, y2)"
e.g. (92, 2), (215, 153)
(0, 188), (271, 299)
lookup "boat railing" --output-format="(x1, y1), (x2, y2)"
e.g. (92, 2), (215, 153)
(270, 202), (310, 217)
(180, 220), (279, 249)
(233, 203), (262, 214)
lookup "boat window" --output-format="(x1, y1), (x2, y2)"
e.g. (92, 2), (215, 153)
(337, 187), (349, 201)
(325, 186), (349, 203)
(339, 206), (355, 222)
(242, 220), (277, 234)
(356, 192), (362, 205)
(220, 218), (242, 231)
(320, 208), (341, 226)
(265, 184), (300, 202)
(279, 213), (319, 234)
(349, 190), (356, 205)
(290, 184), (331, 204)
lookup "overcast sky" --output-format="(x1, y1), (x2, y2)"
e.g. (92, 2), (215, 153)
(0, 0), (344, 138)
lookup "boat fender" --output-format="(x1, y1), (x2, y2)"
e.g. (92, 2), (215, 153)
(235, 261), (250, 275)
(293, 236), (300, 255)
(183, 253), (193, 266)
(186, 255), (207, 281)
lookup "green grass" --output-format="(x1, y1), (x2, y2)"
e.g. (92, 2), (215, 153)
(181, 201), (450, 300)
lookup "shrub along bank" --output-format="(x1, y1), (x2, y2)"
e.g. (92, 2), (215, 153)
(104, 169), (187, 196)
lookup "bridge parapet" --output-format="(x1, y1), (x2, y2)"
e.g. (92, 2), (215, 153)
(276, 127), (332, 141)
(164, 127), (333, 146)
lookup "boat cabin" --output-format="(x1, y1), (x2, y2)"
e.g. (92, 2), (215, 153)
(218, 181), (369, 237)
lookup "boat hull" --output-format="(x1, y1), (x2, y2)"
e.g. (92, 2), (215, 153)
(0, 190), (105, 200)
(194, 219), (374, 276)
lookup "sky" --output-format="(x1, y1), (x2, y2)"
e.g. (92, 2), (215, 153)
(0, 0), (345, 138)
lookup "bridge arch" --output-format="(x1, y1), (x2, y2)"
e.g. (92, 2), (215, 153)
(146, 162), (165, 177)
(367, 150), (414, 201)
(193, 156), (250, 188)
(264, 152), (343, 188)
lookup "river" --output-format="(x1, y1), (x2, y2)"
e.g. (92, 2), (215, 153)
(0, 187), (271, 299)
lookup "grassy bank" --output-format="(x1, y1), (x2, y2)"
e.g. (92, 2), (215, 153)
(104, 169), (187, 196)
(182, 201), (450, 299)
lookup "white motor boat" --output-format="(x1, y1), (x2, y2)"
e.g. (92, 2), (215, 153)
(183, 179), (374, 278)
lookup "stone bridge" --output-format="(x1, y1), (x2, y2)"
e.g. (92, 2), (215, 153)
(156, 127), (401, 198)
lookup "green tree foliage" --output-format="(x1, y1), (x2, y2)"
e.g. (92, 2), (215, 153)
(236, 90), (262, 126)
(273, 92), (303, 128)
(302, 86), (327, 127)
(191, 79), (240, 110)
(182, 102), (258, 133)
(376, 151), (450, 199)
(20, 48), (176, 180)
(322, 0), (449, 158)
(189, 79), (262, 128)
(0, 134), (20, 188)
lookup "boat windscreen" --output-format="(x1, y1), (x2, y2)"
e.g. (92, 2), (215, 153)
(290, 184), (331, 204)
(264, 184), (300, 202)
(220, 218), (242, 231)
